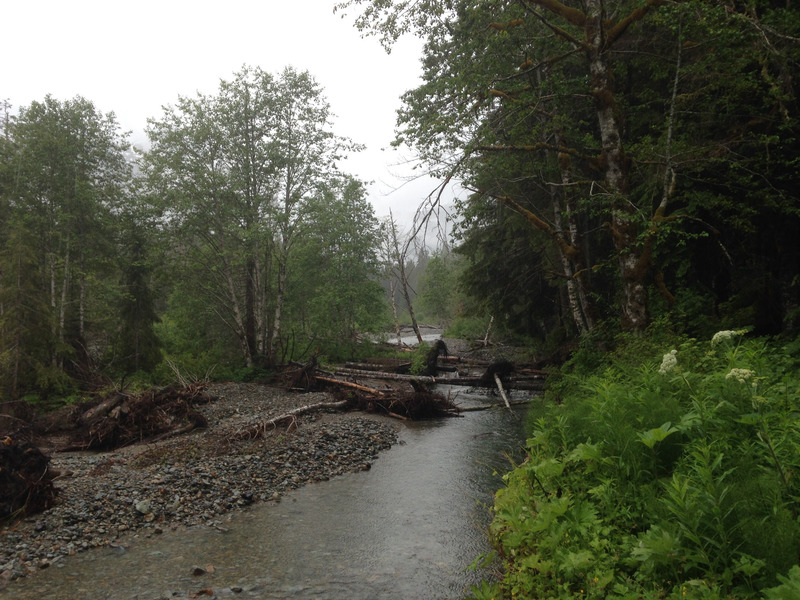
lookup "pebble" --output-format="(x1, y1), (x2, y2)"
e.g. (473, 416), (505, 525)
(0, 384), (397, 589)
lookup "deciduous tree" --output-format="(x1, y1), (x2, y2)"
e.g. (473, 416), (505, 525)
(143, 66), (362, 366)
(338, 0), (800, 335)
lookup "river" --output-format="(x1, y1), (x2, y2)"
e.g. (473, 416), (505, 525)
(1, 387), (529, 600)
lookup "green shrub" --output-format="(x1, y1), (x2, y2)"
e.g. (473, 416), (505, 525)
(476, 332), (800, 600)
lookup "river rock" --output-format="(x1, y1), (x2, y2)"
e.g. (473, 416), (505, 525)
(0, 383), (398, 592)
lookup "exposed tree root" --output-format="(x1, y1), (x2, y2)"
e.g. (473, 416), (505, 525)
(60, 385), (212, 451)
(0, 436), (58, 521)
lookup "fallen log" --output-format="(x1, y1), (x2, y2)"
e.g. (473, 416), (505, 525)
(77, 393), (128, 425)
(332, 367), (545, 390)
(231, 400), (350, 441)
(334, 367), (435, 383)
(494, 373), (517, 417)
(458, 399), (532, 412)
(313, 376), (385, 396)
(343, 361), (412, 373)
(439, 355), (551, 375)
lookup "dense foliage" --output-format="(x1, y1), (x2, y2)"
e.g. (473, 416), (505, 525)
(471, 332), (800, 600)
(1, 4), (800, 596)
(339, 0), (800, 343)
(0, 67), (389, 401)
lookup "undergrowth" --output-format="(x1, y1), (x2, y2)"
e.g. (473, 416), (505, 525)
(469, 330), (800, 600)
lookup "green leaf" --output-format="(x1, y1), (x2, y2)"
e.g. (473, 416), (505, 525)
(531, 457), (565, 479)
(637, 422), (679, 449)
(764, 565), (800, 600)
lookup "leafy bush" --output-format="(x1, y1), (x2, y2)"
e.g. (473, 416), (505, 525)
(471, 333), (800, 600)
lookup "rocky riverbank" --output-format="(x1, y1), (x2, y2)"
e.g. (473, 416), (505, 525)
(0, 383), (398, 588)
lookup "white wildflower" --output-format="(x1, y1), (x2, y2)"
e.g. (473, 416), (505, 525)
(659, 349), (678, 375)
(726, 368), (756, 384)
(711, 329), (746, 346)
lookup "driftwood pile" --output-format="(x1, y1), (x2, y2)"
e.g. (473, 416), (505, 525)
(0, 435), (58, 521)
(283, 358), (460, 421)
(61, 385), (212, 451)
(1, 386), (213, 521)
(282, 340), (544, 420)
(332, 384), (460, 420)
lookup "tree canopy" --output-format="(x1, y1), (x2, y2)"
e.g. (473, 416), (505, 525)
(337, 0), (800, 338)
(0, 66), (388, 400)
(142, 65), (366, 368)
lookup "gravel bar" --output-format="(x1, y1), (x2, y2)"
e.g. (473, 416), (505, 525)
(0, 383), (398, 587)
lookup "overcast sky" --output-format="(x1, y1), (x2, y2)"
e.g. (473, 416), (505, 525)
(3, 0), (441, 222)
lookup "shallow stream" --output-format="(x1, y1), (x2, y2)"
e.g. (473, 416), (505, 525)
(2, 387), (530, 600)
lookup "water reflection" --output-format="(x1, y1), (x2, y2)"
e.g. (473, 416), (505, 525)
(2, 392), (529, 600)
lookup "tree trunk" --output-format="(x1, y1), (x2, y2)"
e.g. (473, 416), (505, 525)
(49, 250), (56, 367)
(245, 256), (257, 362)
(389, 211), (423, 344)
(271, 257), (287, 364)
(585, 1), (648, 332)
(222, 257), (252, 367)
(255, 244), (271, 357)
(78, 247), (86, 341)
(550, 153), (592, 335)
(12, 251), (22, 398)
(560, 153), (595, 332)
(389, 277), (403, 346)
(59, 238), (70, 358)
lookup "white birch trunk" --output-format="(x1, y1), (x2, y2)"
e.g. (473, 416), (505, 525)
(586, 0), (648, 332)
(223, 259), (252, 367)
(271, 257), (287, 361)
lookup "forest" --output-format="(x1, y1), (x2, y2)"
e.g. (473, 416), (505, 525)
(2, 0), (800, 597)
(0, 66), (395, 401)
(334, 0), (800, 598)
(1, 1), (798, 402)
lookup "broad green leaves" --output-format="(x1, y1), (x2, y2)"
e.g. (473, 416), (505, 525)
(484, 334), (800, 599)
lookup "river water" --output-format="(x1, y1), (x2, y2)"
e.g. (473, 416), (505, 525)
(2, 388), (529, 600)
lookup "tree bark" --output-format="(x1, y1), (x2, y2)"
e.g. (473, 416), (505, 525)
(585, 0), (648, 332)
(271, 257), (287, 364)
(222, 255), (252, 367)
(550, 151), (592, 334)
(389, 277), (403, 346)
(389, 211), (423, 344)
(245, 256), (257, 361)
(78, 247), (86, 341)
(494, 373), (513, 413)
(58, 237), (70, 360)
